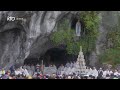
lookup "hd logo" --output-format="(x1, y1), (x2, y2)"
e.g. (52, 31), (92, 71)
(7, 16), (16, 21)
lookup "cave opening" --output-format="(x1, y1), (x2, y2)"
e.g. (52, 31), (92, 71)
(44, 48), (77, 68)
(43, 48), (67, 67)
(24, 58), (40, 66)
(23, 48), (68, 67)
(24, 47), (78, 68)
(43, 48), (78, 68)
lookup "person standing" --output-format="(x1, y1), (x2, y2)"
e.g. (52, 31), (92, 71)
(10, 65), (15, 74)
(114, 70), (119, 77)
(117, 70), (120, 79)
(103, 69), (110, 79)
(31, 64), (35, 71)
(65, 62), (70, 68)
(1, 68), (5, 76)
(26, 64), (31, 70)
(24, 68), (29, 77)
(70, 61), (74, 68)
(92, 67), (98, 79)
(31, 64), (35, 75)
(60, 64), (65, 75)
(98, 68), (103, 79)
(0, 69), (2, 77)
(36, 63), (40, 73)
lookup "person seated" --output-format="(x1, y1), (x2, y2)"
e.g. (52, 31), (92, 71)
(114, 70), (119, 76)
(105, 74), (110, 79)
(113, 75), (119, 79)
(92, 76), (96, 79)
(84, 76), (88, 79)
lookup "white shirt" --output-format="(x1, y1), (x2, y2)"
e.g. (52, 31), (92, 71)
(103, 70), (110, 77)
(20, 67), (24, 73)
(71, 68), (75, 73)
(18, 70), (22, 75)
(114, 72), (119, 76)
(92, 69), (98, 78)
(63, 67), (67, 71)
(118, 72), (120, 76)
(66, 67), (71, 75)
(15, 70), (19, 75)
(87, 68), (93, 76)
(109, 71), (113, 75)
(73, 63), (77, 68)
(78, 76), (81, 79)
(70, 63), (73, 68)
(61, 71), (64, 75)
(106, 77), (110, 79)
(24, 69), (29, 76)
(68, 76), (71, 79)
(106, 71), (110, 75)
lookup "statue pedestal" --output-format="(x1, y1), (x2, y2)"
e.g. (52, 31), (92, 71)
(74, 46), (87, 74)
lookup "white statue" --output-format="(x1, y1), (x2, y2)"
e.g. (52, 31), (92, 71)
(76, 20), (81, 37)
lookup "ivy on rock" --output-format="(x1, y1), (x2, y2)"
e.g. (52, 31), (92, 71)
(99, 48), (120, 67)
(99, 18), (120, 66)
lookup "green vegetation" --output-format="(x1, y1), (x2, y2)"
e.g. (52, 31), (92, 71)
(80, 11), (99, 37)
(99, 48), (120, 67)
(50, 19), (78, 55)
(50, 11), (100, 55)
(107, 27), (120, 48)
(99, 15), (120, 66)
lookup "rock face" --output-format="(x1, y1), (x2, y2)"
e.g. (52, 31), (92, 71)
(0, 11), (119, 68)
(89, 11), (120, 67)
(0, 11), (77, 68)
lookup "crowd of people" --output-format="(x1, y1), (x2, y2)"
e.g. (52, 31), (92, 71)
(0, 61), (120, 79)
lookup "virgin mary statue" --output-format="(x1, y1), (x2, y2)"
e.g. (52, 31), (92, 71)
(76, 20), (81, 37)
